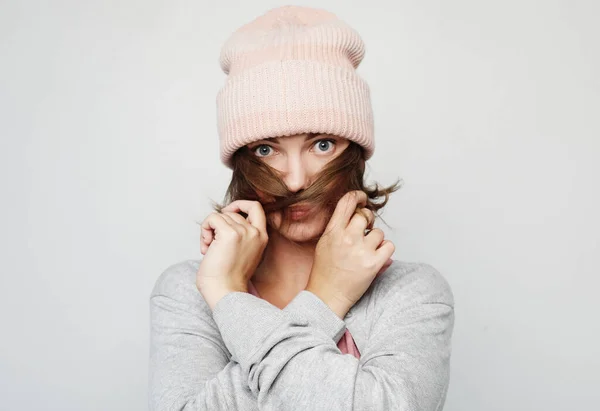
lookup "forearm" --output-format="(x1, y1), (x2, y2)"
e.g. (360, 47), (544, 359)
(211, 290), (454, 411)
(149, 354), (255, 411)
(150, 289), (257, 411)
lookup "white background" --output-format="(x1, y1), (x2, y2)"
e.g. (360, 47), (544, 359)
(1, 1), (598, 410)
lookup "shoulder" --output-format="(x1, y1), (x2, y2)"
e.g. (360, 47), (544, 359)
(367, 259), (454, 308)
(150, 259), (207, 309)
(345, 260), (454, 354)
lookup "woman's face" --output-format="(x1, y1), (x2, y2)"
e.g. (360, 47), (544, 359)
(247, 133), (350, 242)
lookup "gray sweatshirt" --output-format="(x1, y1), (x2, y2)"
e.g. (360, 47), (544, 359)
(148, 259), (454, 410)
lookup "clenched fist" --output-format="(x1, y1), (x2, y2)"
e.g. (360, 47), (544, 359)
(307, 190), (395, 318)
(196, 200), (268, 309)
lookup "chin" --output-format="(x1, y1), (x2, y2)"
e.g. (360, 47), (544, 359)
(280, 222), (324, 243)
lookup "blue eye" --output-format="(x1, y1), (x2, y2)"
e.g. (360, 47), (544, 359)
(315, 139), (335, 152)
(253, 145), (272, 157)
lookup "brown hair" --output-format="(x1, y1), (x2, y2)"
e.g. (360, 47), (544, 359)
(210, 139), (403, 239)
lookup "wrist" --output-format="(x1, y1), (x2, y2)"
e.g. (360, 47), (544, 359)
(305, 284), (352, 319)
(199, 282), (248, 311)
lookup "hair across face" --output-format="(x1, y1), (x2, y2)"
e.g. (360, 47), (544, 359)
(212, 135), (402, 244)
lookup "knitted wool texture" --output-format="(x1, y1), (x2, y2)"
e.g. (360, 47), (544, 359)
(216, 5), (375, 169)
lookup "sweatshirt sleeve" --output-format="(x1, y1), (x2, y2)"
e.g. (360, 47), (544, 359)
(148, 262), (258, 411)
(211, 263), (455, 411)
(148, 259), (357, 411)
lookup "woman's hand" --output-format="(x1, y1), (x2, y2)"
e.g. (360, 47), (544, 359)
(306, 190), (395, 319)
(196, 200), (269, 310)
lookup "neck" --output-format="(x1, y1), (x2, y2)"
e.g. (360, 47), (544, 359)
(252, 226), (317, 293)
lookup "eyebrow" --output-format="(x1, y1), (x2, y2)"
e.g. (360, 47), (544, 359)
(255, 133), (322, 145)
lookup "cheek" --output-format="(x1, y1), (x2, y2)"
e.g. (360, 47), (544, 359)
(255, 190), (274, 203)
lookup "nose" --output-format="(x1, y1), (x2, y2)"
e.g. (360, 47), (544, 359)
(283, 155), (311, 193)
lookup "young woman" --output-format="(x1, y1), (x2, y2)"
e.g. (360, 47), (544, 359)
(149, 5), (454, 411)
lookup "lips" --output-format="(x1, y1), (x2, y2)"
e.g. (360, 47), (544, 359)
(288, 204), (313, 220)
(289, 201), (314, 210)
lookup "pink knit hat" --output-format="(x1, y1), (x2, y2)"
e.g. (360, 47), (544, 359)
(216, 5), (375, 169)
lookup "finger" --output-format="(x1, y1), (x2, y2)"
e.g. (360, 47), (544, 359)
(347, 207), (375, 235)
(200, 232), (212, 254)
(201, 213), (236, 240)
(201, 213), (232, 254)
(327, 191), (368, 231)
(375, 240), (395, 266)
(201, 221), (214, 255)
(219, 212), (239, 226)
(364, 227), (385, 249)
(358, 207), (375, 229)
(201, 230), (213, 252)
(220, 200), (267, 233)
(219, 213), (245, 235)
(201, 223), (214, 246)
(222, 211), (249, 226)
